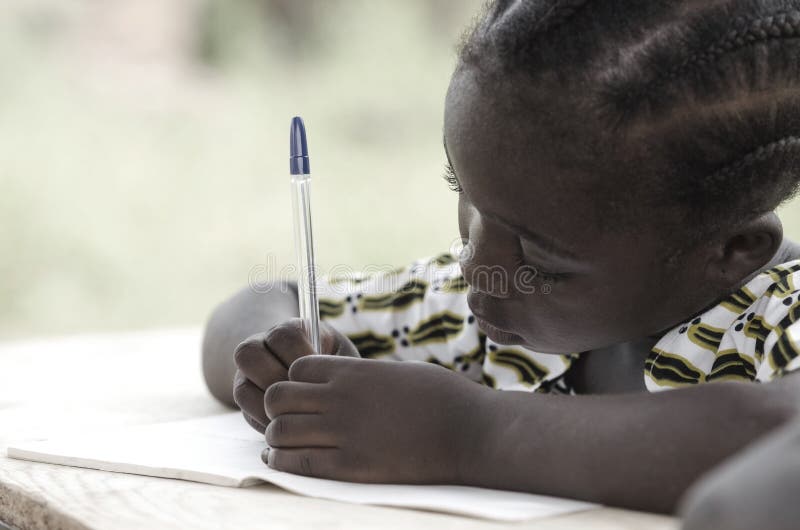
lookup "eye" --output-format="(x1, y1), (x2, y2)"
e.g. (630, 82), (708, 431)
(512, 249), (569, 284)
(442, 162), (463, 193)
(538, 270), (568, 284)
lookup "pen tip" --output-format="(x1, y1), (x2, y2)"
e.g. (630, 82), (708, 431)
(290, 117), (310, 175)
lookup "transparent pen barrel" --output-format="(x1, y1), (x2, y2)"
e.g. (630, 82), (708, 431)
(290, 174), (321, 354)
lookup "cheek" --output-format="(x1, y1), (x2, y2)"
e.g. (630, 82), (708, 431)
(566, 269), (662, 337)
(514, 282), (629, 351)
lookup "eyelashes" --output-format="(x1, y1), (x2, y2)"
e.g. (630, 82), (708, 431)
(512, 248), (569, 284)
(442, 162), (463, 193)
(538, 271), (568, 284)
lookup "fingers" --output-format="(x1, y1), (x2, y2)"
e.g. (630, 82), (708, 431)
(242, 412), (266, 435)
(287, 354), (361, 383)
(264, 447), (345, 479)
(265, 413), (337, 448)
(235, 320), (360, 395)
(232, 371), (269, 428)
(319, 321), (360, 358)
(234, 334), (288, 391)
(263, 319), (316, 368)
(264, 380), (330, 419)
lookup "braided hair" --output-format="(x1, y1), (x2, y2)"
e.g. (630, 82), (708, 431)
(458, 0), (800, 251)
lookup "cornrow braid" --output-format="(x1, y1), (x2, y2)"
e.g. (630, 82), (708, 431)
(677, 135), (800, 236)
(530, 0), (592, 34)
(707, 136), (800, 189)
(455, 0), (800, 253)
(603, 9), (800, 125)
(461, 0), (594, 70)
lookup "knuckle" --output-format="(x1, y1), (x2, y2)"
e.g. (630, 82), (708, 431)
(232, 370), (244, 388)
(238, 401), (258, 420)
(319, 321), (335, 339)
(233, 334), (265, 365)
(287, 355), (312, 381)
(265, 416), (289, 446)
(337, 338), (359, 358)
(263, 382), (284, 416)
(319, 323), (346, 356)
(264, 381), (282, 404)
(232, 370), (250, 389)
(266, 320), (304, 345)
(264, 418), (279, 445)
(233, 346), (248, 366)
(232, 380), (246, 407)
(243, 413), (266, 435)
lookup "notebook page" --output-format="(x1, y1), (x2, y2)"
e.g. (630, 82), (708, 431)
(6, 412), (598, 522)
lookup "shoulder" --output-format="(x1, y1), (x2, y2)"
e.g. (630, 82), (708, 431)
(317, 251), (465, 302)
(315, 252), (472, 355)
(645, 258), (800, 391)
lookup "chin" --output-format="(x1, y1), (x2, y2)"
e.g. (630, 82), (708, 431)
(508, 333), (577, 355)
(520, 341), (572, 355)
(479, 323), (562, 353)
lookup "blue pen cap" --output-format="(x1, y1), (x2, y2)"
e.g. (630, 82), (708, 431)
(289, 116), (311, 175)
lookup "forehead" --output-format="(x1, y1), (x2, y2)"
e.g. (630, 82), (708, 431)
(443, 69), (604, 252)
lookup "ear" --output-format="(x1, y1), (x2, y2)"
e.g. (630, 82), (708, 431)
(704, 212), (783, 290)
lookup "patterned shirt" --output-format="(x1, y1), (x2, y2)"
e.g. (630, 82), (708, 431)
(316, 252), (800, 394)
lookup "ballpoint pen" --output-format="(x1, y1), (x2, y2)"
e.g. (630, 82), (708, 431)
(289, 116), (321, 354)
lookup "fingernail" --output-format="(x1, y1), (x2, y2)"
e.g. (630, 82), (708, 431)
(261, 447), (270, 465)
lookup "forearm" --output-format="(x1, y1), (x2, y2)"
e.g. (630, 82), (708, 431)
(680, 416), (800, 530)
(201, 281), (298, 407)
(467, 380), (799, 513)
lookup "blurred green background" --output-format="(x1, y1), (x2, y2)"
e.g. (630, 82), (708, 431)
(0, 0), (798, 340)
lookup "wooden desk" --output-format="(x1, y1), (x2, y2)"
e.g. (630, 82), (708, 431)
(0, 329), (679, 530)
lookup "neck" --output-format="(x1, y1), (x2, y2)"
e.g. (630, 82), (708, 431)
(645, 236), (800, 341)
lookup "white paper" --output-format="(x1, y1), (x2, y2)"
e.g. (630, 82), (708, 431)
(6, 412), (598, 522)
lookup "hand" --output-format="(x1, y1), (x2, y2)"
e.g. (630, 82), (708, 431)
(263, 355), (494, 485)
(232, 318), (359, 434)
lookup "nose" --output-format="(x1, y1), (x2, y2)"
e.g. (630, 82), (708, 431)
(459, 215), (516, 299)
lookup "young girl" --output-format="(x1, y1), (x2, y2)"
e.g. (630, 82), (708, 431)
(202, 0), (800, 516)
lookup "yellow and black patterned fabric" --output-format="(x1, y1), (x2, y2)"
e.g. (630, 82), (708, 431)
(315, 253), (800, 393)
(644, 260), (800, 390)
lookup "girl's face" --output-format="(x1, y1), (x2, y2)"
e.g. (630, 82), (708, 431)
(443, 68), (720, 353)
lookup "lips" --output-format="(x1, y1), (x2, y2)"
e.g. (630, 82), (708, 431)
(475, 317), (524, 345)
(467, 292), (510, 329)
(467, 293), (524, 344)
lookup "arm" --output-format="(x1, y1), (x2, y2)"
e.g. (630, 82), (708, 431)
(679, 414), (800, 530)
(469, 371), (800, 513)
(261, 355), (800, 515)
(201, 281), (299, 407)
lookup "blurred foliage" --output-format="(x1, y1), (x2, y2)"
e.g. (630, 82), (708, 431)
(0, 0), (482, 339)
(195, 0), (481, 68)
(0, 0), (797, 340)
